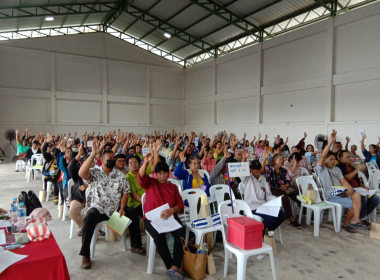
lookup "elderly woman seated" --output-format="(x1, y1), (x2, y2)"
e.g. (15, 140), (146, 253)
(138, 153), (185, 280)
(240, 160), (286, 232)
(174, 152), (211, 196)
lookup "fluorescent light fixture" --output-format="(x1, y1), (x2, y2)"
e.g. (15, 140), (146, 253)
(163, 32), (171, 39)
(45, 16), (54, 21)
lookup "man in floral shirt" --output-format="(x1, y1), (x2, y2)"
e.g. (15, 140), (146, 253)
(78, 139), (143, 269)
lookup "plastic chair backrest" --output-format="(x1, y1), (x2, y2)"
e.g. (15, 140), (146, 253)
(238, 182), (244, 199)
(210, 184), (235, 210)
(369, 169), (380, 189)
(299, 167), (309, 176)
(218, 200), (257, 244)
(168, 178), (182, 193)
(141, 193), (146, 214)
(180, 188), (207, 222)
(357, 171), (369, 188)
(31, 153), (44, 166)
(366, 162), (379, 171)
(296, 176), (323, 203)
(67, 179), (74, 198)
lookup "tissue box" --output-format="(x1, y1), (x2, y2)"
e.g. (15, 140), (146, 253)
(227, 216), (263, 250)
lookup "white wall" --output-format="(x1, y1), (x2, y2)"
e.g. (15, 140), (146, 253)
(0, 32), (184, 151)
(184, 2), (380, 148)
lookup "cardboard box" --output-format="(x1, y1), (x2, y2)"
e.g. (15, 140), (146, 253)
(227, 216), (264, 250)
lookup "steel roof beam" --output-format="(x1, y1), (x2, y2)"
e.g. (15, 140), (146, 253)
(120, 0), (161, 33)
(169, 0), (282, 55)
(139, 2), (193, 41)
(184, 2), (322, 61)
(153, 0), (239, 49)
(122, 3), (214, 53)
(0, 1), (117, 10)
(189, 0), (265, 39)
(101, 0), (135, 31)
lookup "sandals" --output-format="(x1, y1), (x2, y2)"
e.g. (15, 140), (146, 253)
(350, 221), (367, 230)
(166, 269), (184, 280)
(342, 225), (357, 233)
(131, 247), (146, 255)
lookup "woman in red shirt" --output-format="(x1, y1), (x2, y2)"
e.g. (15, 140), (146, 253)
(138, 153), (185, 280)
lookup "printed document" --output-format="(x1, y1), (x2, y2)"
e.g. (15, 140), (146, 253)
(145, 203), (182, 234)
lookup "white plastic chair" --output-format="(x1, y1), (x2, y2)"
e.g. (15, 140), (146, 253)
(26, 154), (44, 182)
(299, 167), (309, 176)
(358, 171), (378, 222)
(210, 184), (235, 214)
(238, 182), (283, 244)
(142, 193), (156, 274)
(218, 200), (276, 280)
(296, 176), (337, 236)
(63, 179), (73, 222)
(87, 187), (127, 258)
(168, 178), (182, 192)
(181, 188), (221, 245)
(15, 160), (26, 172)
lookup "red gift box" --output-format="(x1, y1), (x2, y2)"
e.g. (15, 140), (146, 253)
(227, 216), (264, 250)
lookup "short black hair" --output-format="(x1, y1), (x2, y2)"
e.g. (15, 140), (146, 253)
(155, 161), (169, 173)
(158, 155), (166, 163)
(135, 144), (142, 148)
(249, 160), (262, 170)
(101, 149), (114, 158)
(337, 149), (349, 159)
(326, 151), (336, 158)
(127, 146), (136, 152)
(289, 152), (302, 161)
(273, 144), (281, 152)
(126, 154), (141, 165)
(32, 140), (40, 145)
(115, 153), (127, 160)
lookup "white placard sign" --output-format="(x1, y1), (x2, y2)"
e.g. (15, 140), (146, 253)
(142, 148), (151, 157)
(246, 147), (254, 155)
(87, 141), (93, 147)
(228, 162), (250, 177)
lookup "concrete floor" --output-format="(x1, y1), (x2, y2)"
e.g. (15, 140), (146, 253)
(0, 160), (379, 280)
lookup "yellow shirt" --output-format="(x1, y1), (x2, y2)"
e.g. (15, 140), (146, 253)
(192, 177), (204, 189)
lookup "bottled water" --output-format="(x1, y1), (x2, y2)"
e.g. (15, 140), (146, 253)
(17, 202), (27, 231)
(10, 198), (18, 232)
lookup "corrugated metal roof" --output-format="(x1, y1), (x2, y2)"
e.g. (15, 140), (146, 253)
(0, 0), (377, 67)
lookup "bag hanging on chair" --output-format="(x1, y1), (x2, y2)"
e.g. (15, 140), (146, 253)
(182, 237), (207, 280)
(263, 230), (277, 255)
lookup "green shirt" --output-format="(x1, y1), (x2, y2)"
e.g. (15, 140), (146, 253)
(127, 166), (151, 208)
(17, 143), (30, 155)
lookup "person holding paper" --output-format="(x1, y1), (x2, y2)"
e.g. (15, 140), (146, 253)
(138, 153), (185, 280)
(174, 152), (211, 196)
(240, 160), (286, 232)
(261, 151), (301, 228)
(336, 150), (380, 227)
(316, 130), (364, 233)
(78, 139), (144, 269)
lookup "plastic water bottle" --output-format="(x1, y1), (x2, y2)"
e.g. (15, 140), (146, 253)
(17, 202), (27, 231)
(10, 198), (18, 232)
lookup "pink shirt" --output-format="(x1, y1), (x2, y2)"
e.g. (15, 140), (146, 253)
(138, 173), (184, 219)
(201, 158), (216, 173)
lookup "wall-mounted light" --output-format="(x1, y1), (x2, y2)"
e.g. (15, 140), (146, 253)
(45, 16), (54, 21)
(164, 32), (171, 39)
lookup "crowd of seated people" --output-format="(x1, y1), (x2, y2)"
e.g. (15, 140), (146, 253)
(10, 127), (380, 278)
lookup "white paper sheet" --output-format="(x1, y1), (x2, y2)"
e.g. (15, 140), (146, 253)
(0, 220), (11, 228)
(145, 203), (182, 234)
(355, 187), (376, 197)
(0, 229), (5, 245)
(0, 250), (28, 273)
(255, 196), (283, 217)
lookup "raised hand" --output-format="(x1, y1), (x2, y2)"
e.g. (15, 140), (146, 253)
(91, 139), (100, 155)
(179, 152), (186, 163)
(223, 146), (231, 158)
(78, 144), (85, 157)
(144, 152), (153, 163)
(362, 134), (367, 140)
(262, 150), (269, 159)
(242, 149), (250, 159)
(346, 136), (351, 142)
(331, 129), (337, 142)
(264, 134), (268, 140)
(304, 132), (307, 139)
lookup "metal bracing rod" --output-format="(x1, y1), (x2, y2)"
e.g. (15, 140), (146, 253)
(101, 0), (133, 30)
(0, 1), (117, 10)
(122, 3), (214, 52)
(154, 0), (239, 49)
(189, 0), (266, 38)
(139, 2), (193, 41)
(120, 0), (161, 33)
(80, 0), (103, 26)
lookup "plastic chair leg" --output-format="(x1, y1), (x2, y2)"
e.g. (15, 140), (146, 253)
(306, 208), (312, 225)
(313, 209), (321, 237)
(268, 250), (277, 280)
(46, 181), (52, 202)
(62, 205), (68, 221)
(185, 228), (189, 243)
(298, 205), (303, 224)
(223, 249), (229, 277)
(90, 224), (100, 258)
(69, 220), (74, 239)
(122, 232), (127, 251)
(331, 207), (337, 233)
(147, 235), (156, 274)
(194, 231), (202, 245)
(236, 254), (247, 280)
(277, 226), (283, 244)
